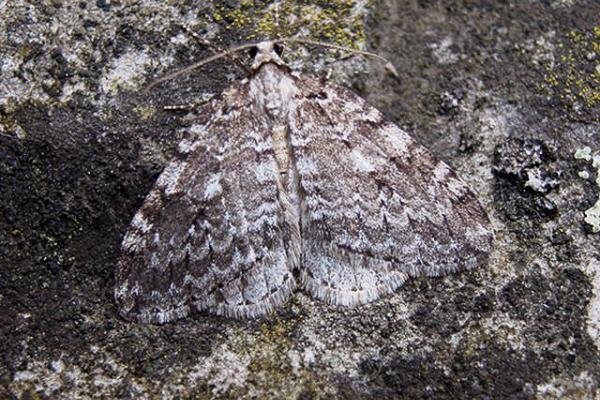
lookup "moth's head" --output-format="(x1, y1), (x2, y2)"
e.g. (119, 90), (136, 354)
(250, 41), (286, 71)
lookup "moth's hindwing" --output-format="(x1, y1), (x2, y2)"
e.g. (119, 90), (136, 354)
(115, 84), (296, 324)
(289, 75), (494, 306)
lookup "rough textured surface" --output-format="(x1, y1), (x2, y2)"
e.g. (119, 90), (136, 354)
(1, 1), (599, 399)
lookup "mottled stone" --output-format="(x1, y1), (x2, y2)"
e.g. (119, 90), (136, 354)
(1, 1), (599, 399)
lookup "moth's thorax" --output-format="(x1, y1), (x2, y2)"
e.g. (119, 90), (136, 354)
(249, 63), (297, 119)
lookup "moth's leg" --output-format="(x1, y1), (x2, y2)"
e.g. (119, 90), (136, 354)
(163, 93), (215, 113)
(163, 102), (202, 113)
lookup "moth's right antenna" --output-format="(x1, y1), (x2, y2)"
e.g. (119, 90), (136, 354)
(276, 38), (399, 77)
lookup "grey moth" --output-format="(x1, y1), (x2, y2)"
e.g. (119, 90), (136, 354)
(115, 40), (494, 324)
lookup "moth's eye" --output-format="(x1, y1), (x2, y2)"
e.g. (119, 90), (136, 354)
(249, 46), (258, 59)
(274, 43), (284, 56)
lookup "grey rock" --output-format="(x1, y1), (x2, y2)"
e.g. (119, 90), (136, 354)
(1, 1), (599, 399)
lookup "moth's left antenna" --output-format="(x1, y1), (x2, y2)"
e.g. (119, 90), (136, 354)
(144, 42), (258, 93)
(182, 25), (250, 74)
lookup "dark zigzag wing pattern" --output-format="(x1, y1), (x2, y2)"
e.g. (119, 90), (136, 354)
(115, 83), (296, 323)
(288, 75), (494, 306)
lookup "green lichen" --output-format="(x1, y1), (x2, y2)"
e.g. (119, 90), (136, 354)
(575, 146), (600, 233)
(215, 315), (334, 398)
(245, 317), (295, 379)
(584, 202), (600, 233)
(133, 105), (156, 121)
(574, 146), (593, 161)
(539, 27), (600, 121)
(209, 1), (371, 50)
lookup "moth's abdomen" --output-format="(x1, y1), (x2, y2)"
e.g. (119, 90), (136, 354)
(270, 124), (302, 275)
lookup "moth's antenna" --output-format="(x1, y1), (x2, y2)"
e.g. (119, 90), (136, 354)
(144, 38), (398, 93)
(144, 42), (259, 93)
(181, 25), (250, 74)
(276, 38), (398, 77)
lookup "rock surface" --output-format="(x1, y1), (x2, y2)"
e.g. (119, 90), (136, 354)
(1, 1), (599, 399)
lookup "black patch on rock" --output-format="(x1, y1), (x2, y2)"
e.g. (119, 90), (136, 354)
(0, 101), (219, 380)
(95, 0), (110, 12)
(493, 137), (561, 221)
(345, 267), (598, 399)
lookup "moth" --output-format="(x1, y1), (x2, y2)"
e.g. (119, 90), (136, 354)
(115, 40), (494, 324)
